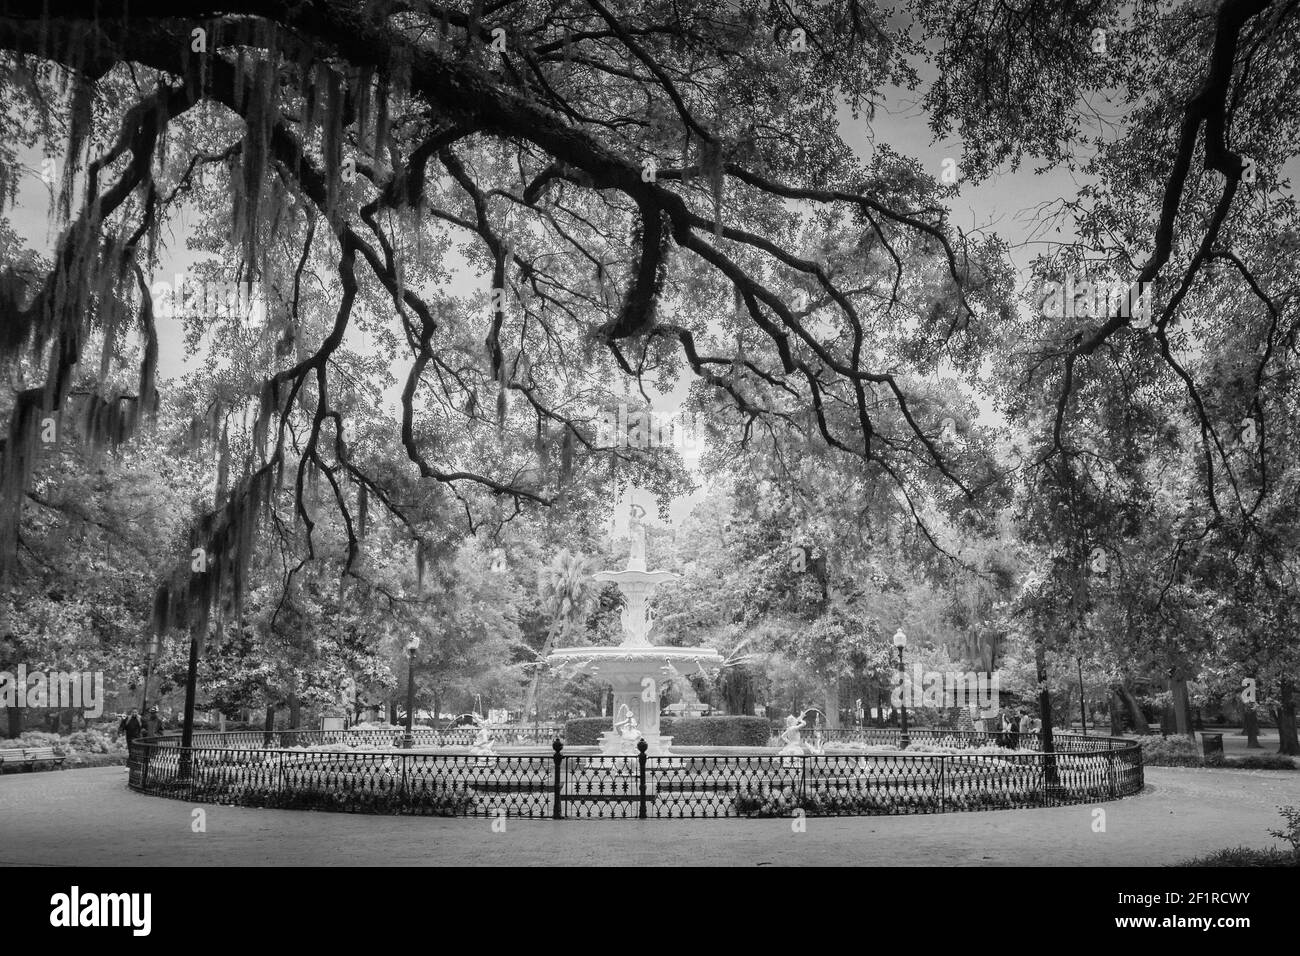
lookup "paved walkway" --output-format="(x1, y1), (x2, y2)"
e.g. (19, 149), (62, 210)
(2, 766), (1297, 866)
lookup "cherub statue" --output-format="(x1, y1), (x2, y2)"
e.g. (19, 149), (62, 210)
(469, 713), (496, 756)
(778, 712), (807, 755)
(614, 703), (640, 740)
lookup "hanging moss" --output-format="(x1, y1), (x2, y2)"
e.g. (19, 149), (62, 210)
(57, 67), (93, 227)
(215, 422), (230, 507)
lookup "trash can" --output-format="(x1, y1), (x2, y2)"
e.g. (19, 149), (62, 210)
(1200, 732), (1224, 757)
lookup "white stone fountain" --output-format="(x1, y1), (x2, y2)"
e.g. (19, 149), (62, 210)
(547, 505), (722, 756)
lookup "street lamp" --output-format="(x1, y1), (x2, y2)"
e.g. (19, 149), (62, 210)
(892, 628), (909, 749)
(140, 633), (162, 711)
(403, 636), (420, 749)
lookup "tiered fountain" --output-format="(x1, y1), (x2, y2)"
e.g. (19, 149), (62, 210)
(547, 505), (722, 756)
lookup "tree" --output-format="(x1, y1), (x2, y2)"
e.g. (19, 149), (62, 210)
(524, 547), (596, 721)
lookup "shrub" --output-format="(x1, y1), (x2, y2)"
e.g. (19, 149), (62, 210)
(662, 716), (771, 746)
(209, 781), (478, 816)
(563, 717), (611, 746)
(733, 785), (803, 816)
(1225, 753), (1298, 771)
(1138, 734), (1203, 767)
(1, 731), (63, 749)
(1270, 805), (1300, 856)
(66, 729), (120, 754)
(62, 752), (129, 769)
(1177, 807), (1300, 867)
(1179, 847), (1298, 867)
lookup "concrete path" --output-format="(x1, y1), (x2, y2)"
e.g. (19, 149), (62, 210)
(1, 765), (1297, 866)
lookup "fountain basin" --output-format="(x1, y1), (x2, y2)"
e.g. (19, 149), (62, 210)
(547, 645), (723, 755)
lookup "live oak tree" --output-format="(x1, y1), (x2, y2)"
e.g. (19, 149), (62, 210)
(2, 1), (1299, 746)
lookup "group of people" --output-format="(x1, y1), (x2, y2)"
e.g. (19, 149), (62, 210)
(116, 706), (165, 746)
(996, 708), (1035, 748)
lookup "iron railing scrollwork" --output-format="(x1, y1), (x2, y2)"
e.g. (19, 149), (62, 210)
(129, 728), (1144, 819)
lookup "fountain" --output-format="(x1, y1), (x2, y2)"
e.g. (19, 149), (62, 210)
(546, 504), (723, 756)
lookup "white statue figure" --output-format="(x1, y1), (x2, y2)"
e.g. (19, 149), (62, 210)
(627, 503), (647, 567)
(469, 714), (496, 756)
(615, 703), (640, 741)
(778, 712), (807, 756)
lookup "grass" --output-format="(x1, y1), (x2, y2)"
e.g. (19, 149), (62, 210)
(1178, 847), (1298, 867)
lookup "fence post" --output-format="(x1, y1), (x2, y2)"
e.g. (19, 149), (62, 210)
(401, 753), (408, 794)
(552, 738), (564, 820)
(940, 755), (946, 812)
(637, 738), (648, 820)
(278, 750), (285, 795)
(799, 755), (807, 801)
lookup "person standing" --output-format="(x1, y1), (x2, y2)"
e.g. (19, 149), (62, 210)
(1018, 708), (1035, 739)
(142, 706), (164, 737)
(118, 709), (142, 746)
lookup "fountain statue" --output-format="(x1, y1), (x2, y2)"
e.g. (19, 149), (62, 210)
(778, 713), (807, 756)
(546, 501), (723, 755)
(611, 703), (640, 754)
(468, 714), (497, 756)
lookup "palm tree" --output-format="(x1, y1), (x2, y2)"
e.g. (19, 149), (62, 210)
(525, 550), (597, 725)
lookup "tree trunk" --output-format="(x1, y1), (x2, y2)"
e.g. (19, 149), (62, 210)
(388, 699), (398, 725)
(262, 703), (276, 747)
(5, 705), (21, 737)
(1171, 675), (1194, 739)
(1244, 706), (1263, 749)
(1034, 636), (1057, 783)
(523, 622), (562, 723)
(824, 678), (841, 729)
(288, 693), (301, 730)
(1160, 703), (1176, 736)
(1116, 682), (1149, 734)
(1109, 690), (1125, 735)
(1277, 680), (1300, 757)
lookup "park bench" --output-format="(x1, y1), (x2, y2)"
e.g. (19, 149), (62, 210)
(0, 746), (66, 771)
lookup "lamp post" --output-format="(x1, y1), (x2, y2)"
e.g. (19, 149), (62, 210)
(140, 633), (162, 711)
(1077, 656), (1088, 736)
(893, 628), (909, 749)
(403, 636), (420, 749)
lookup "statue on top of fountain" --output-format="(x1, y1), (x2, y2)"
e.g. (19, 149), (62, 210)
(626, 502), (648, 571)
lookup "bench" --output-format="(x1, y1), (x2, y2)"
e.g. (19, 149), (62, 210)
(0, 746), (66, 771)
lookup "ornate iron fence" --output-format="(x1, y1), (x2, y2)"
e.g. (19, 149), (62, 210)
(184, 726), (562, 750)
(129, 730), (1143, 819)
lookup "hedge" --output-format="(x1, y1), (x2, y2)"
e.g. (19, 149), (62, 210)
(1137, 734), (1204, 767)
(562, 715), (771, 747)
